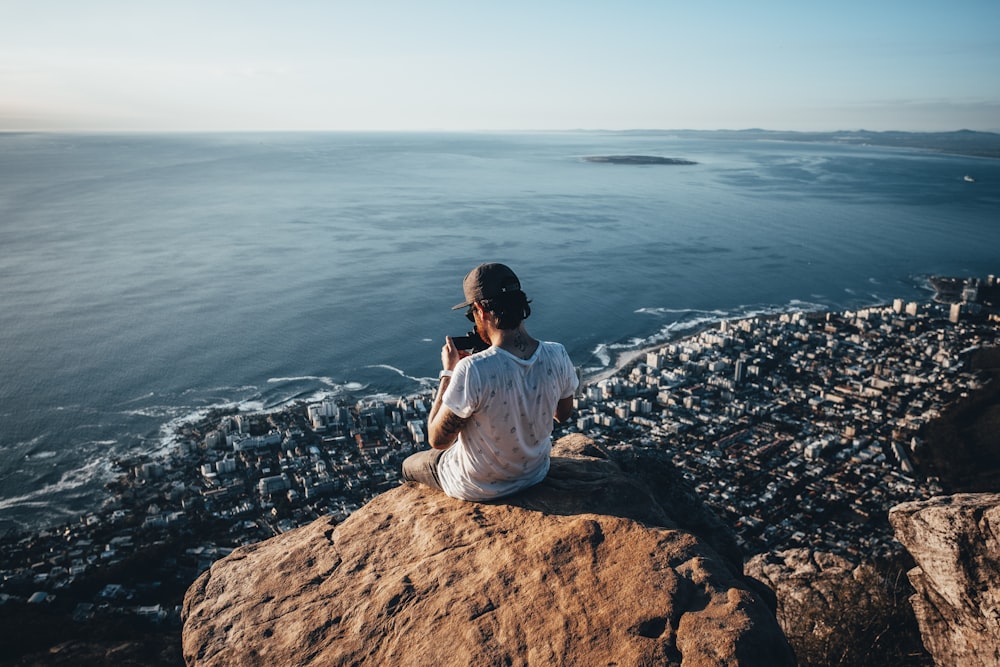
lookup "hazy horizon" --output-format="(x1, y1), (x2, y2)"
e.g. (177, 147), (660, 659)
(2, 126), (999, 133)
(3, 1), (999, 134)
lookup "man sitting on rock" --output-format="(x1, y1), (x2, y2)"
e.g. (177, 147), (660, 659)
(402, 263), (577, 501)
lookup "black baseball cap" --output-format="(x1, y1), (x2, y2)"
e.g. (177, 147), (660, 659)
(451, 263), (522, 310)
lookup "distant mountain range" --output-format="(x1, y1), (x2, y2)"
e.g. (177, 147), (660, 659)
(618, 129), (1000, 159)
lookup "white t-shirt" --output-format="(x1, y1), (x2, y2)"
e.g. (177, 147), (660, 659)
(437, 341), (578, 501)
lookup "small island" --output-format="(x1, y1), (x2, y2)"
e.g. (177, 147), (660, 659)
(583, 155), (697, 165)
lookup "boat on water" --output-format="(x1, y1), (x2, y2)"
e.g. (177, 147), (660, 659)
(964, 175), (975, 182)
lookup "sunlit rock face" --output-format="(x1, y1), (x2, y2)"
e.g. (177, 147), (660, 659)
(890, 493), (1000, 667)
(182, 435), (794, 666)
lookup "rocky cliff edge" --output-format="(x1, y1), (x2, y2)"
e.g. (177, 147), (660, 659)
(890, 493), (1000, 667)
(181, 434), (794, 666)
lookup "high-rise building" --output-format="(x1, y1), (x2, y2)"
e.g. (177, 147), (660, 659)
(734, 359), (747, 383)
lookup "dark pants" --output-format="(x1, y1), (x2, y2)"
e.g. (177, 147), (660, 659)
(401, 448), (445, 492)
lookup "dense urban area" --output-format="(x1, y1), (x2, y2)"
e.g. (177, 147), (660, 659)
(1, 275), (998, 646)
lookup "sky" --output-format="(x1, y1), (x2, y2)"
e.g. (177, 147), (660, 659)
(2, 0), (999, 133)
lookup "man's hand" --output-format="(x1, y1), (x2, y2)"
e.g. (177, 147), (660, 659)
(554, 395), (574, 423)
(442, 336), (468, 371)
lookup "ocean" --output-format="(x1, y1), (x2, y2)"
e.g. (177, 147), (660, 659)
(1, 131), (998, 533)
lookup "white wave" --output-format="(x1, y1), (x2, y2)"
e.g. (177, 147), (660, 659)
(665, 313), (727, 332)
(727, 301), (826, 322)
(119, 406), (180, 418)
(786, 299), (827, 311)
(591, 343), (611, 367)
(267, 375), (342, 387)
(114, 391), (156, 406)
(10, 434), (46, 450)
(291, 388), (344, 405)
(584, 300), (827, 379)
(369, 368), (440, 391)
(152, 407), (223, 454)
(149, 388), (334, 455)
(368, 364), (406, 376)
(265, 376), (369, 398)
(154, 399), (265, 452)
(913, 275), (937, 294)
(266, 382), (365, 403)
(366, 364), (427, 385)
(606, 337), (648, 350)
(239, 399), (268, 412)
(635, 307), (729, 317)
(0, 457), (114, 512)
(24, 451), (58, 460)
(591, 299), (832, 376)
(182, 384), (258, 395)
(122, 400), (255, 421)
(359, 391), (401, 403)
(631, 301), (830, 350)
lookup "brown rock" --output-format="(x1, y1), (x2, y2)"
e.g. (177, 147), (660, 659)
(890, 493), (1000, 667)
(746, 549), (904, 665)
(182, 435), (794, 666)
(746, 548), (864, 613)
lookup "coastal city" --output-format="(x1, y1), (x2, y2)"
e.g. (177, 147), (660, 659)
(1, 275), (997, 633)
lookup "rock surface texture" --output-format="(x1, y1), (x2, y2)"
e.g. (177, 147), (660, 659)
(890, 493), (1000, 667)
(746, 548), (871, 622)
(746, 548), (895, 664)
(182, 435), (794, 666)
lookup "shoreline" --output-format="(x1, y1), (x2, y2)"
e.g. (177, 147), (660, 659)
(582, 273), (970, 388)
(2, 276), (997, 655)
(0, 277), (979, 533)
(582, 310), (806, 387)
(586, 348), (650, 384)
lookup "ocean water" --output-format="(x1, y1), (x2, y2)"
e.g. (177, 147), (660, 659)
(1, 131), (998, 532)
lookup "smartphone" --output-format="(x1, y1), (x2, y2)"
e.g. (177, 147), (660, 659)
(451, 333), (488, 352)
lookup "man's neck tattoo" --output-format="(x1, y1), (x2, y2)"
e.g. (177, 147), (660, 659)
(514, 332), (529, 354)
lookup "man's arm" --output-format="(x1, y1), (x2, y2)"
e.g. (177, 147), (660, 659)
(554, 395), (574, 423)
(428, 338), (472, 449)
(428, 376), (470, 449)
(429, 404), (469, 449)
